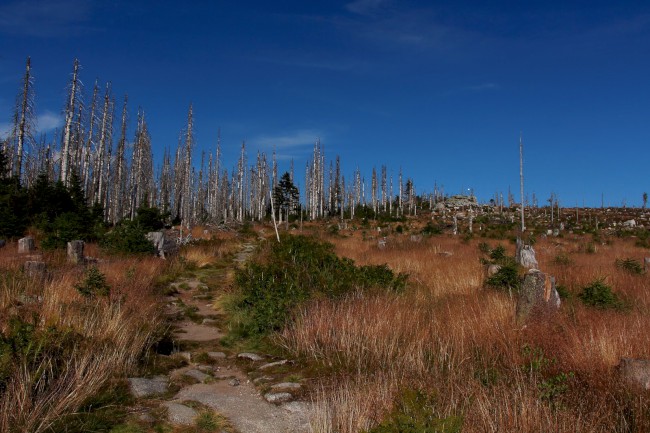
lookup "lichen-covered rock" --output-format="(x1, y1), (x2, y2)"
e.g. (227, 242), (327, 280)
(163, 402), (198, 425)
(127, 376), (168, 398)
(516, 269), (561, 324)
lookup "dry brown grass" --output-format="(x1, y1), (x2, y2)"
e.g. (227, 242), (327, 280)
(279, 231), (650, 432)
(0, 244), (167, 433)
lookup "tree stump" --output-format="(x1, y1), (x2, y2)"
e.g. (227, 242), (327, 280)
(67, 240), (85, 264)
(516, 269), (561, 324)
(18, 236), (35, 253)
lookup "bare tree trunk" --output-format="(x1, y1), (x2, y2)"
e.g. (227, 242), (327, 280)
(13, 56), (35, 182)
(61, 59), (81, 186)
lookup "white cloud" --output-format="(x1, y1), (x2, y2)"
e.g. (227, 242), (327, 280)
(252, 129), (323, 150)
(36, 110), (63, 133)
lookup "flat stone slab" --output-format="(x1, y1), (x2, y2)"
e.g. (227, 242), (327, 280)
(175, 381), (310, 433)
(270, 382), (301, 390)
(184, 369), (210, 383)
(208, 351), (227, 360)
(238, 352), (264, 361)
(259, 359), (288, 370)
(127, 376), (168, 398)
(173, 322), (222, 342)
(264, 392), (293, 404)
(163, 402), (198, 426)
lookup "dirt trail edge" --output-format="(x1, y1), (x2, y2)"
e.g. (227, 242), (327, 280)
(156, 240), (312, 433)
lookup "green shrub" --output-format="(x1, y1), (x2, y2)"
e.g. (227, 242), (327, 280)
(100, 221), (154, 255)
(485, 262), (520, 292)
(75, 266), (111, 297)
(578, 278), (622, 309)
(365, 389), (462, 433)
(478, 242), (491, 254)
(421, 221), (442, 236)
(489, 245), (507, 263)
(553, 253), (573, 266)
(615, 258), (644, 275)
(230, 235), (407, 337)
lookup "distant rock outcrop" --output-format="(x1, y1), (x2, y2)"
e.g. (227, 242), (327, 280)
(444, 195), (478, 208)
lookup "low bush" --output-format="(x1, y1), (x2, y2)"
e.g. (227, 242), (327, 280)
(578, 278), (623, 309)
(365, 389), (462, 433)
(100, 221), (155, 255)
(421, 221), (442, 236)
(615, 257), (644, 275)
(75, 266), (111, 297)
(229, 235), (407, 337)
(485, 262), (520, 292)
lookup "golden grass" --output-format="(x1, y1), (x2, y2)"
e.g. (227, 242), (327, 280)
(0, 244), (167, 433)
(281, 231), (650, 432)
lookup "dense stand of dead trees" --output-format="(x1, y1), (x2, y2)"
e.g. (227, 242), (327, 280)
(1, 58), (435, 227)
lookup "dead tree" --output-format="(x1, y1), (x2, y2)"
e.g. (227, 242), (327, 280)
(60, 59), (82, 186)
(10, 57), (36, 182)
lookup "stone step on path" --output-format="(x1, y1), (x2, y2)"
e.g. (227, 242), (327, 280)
(174, 380), (310, 433)
(135, 239), (311, 431)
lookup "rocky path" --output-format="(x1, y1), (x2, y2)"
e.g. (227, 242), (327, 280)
(128, 241), (311, 432)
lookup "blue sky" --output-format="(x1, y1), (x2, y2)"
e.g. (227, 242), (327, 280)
(1, 0), (649, 206)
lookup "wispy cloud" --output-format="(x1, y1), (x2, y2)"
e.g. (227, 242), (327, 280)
(0, 111), (62, 140)
(0, 0), (93, 37)
(251, 129), (323, 150)
(37, 110), (63, 132)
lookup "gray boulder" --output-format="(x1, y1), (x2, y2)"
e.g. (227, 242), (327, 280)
(18, 236), (35, 253)
(238, 352), (264, 361)
(516, 269), (561, 324)
(487, 264), (502, 277)
(127, 376), (168, 398)
(264, 392), (293, 404)
(146, 231), (178, 259)
(162, 402), (198, 426)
